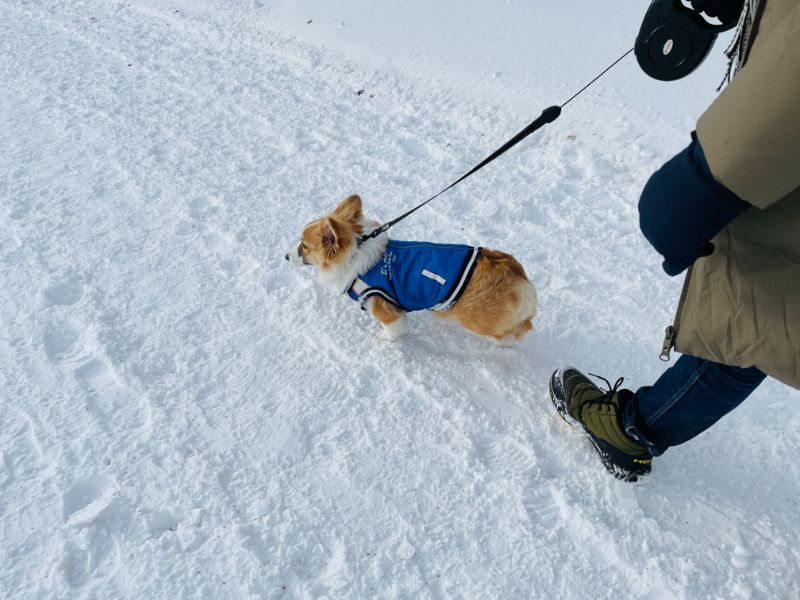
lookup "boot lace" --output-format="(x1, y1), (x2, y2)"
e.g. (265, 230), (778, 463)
(588, 373), (625, 397)
(579, 373), (625, 415)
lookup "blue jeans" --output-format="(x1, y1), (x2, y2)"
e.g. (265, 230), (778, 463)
(622, 355), (767, 456)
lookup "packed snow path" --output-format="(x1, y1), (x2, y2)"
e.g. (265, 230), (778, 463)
(1, 0), (798, 598)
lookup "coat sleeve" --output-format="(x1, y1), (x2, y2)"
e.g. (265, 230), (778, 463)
(696, 0), (800, 209)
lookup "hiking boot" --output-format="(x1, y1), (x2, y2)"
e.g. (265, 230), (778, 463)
(549, 367), (653, 482)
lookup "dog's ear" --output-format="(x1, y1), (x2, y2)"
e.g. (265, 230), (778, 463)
(321, 218), (341, 252)
(333, 194), (363, 224)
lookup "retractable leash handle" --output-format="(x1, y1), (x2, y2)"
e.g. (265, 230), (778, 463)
(635, 0), (744, 81)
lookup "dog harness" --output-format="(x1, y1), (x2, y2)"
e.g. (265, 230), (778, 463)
(346, 241), (481, 312)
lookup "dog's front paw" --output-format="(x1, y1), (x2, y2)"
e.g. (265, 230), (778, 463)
(377, 328), (403, 342)
(377, 319), (406, 342)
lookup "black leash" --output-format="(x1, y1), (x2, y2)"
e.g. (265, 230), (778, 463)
(358, 47), (635, 246)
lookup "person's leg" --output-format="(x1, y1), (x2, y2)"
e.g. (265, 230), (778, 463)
(623, 354), (767, 456)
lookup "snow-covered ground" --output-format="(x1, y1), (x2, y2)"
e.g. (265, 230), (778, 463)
(1, 0), (798, 598)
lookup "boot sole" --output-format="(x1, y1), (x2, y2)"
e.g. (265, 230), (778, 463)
(549, 368), (651, 483)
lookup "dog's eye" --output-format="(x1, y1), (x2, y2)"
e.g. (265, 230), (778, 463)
(301, 243), (308, 250)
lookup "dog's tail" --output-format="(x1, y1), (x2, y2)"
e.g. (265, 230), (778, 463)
(513, 280), (537, 338)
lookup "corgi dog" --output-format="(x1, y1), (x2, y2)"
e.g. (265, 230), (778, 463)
(286, 194), (537, 344)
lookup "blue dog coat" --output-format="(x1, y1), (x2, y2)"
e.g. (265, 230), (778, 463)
(346, 240), (481, 312)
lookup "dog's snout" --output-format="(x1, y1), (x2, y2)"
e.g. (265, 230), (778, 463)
(285, 252), (289, 261)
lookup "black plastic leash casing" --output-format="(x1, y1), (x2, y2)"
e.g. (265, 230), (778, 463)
(635, 0), (742, 81)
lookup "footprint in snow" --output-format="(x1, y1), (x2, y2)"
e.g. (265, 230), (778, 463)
(42, 320), (86, 365)
(42, 274), (86, 306)
(75, 358), (152, 435)
(474, 434), (537, 478)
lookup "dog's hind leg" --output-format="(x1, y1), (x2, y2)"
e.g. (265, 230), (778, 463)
(512, 318), (533, 340)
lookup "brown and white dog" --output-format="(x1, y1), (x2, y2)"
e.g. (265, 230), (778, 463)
(286, 194), (537, 344)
